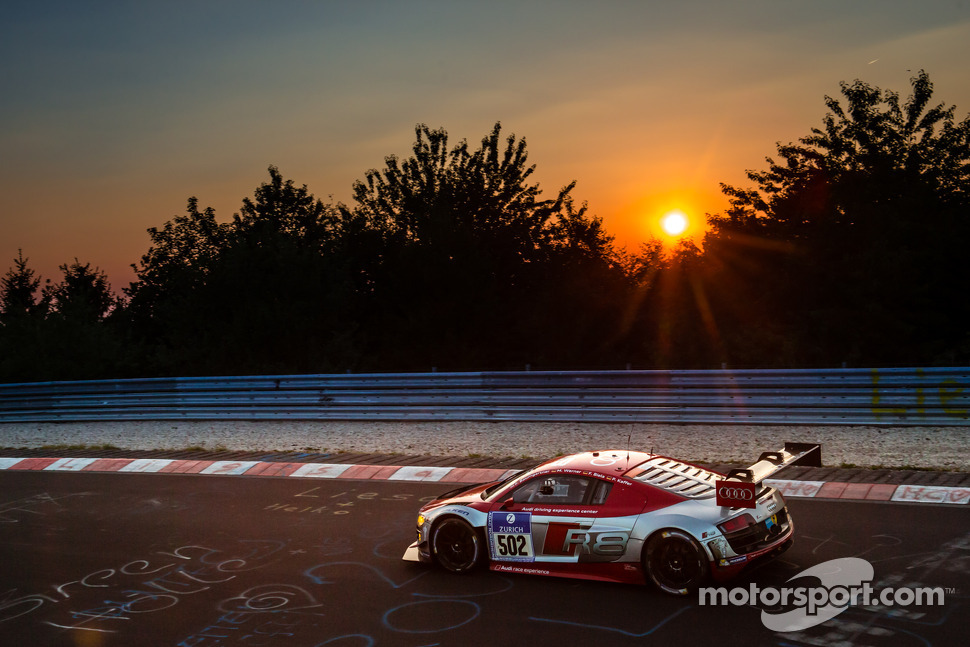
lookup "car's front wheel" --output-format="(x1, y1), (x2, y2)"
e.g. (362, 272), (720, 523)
(431, 518), (482, 574)
(644, 529), (709, 595)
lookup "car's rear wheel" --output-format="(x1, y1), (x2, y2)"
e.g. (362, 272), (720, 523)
(644, 529), (709, 595)
(431, 518), (482, 574)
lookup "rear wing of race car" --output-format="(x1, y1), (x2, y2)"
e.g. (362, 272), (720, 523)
(716, 442), (821, 508)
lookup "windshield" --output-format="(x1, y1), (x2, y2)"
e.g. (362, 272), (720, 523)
(481, 469), (527, 499)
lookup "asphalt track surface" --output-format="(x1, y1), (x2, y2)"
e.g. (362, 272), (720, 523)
(0, 470), (967, 647)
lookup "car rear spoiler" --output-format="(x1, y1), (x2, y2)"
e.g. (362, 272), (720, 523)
(716, 443), (821, 508)
(724, 442), (822, 485)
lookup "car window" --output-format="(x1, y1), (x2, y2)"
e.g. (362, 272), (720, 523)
(589, 479), (613, 504)
(511, 475), (609, 505)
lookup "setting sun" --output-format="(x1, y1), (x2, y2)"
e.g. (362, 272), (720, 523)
(661, 210), (689, 237)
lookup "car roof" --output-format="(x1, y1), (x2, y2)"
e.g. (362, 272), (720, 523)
(532, 450), (722, 500)
(531, 450), (656, 478)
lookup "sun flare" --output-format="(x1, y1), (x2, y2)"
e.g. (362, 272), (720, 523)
(660, 210), (689, 237)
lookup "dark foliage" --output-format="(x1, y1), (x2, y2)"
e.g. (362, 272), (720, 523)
(1, 79), (967, 383)
(0, 257), (133, 381)
(658, 70), (970, 367)
(125, 167), (358, 375)
(343, 123), (630, 370)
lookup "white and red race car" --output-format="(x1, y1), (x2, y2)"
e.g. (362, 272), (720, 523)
(403, 442), (820, 594)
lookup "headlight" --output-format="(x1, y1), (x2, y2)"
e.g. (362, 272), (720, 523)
(417, 514), (426, 527)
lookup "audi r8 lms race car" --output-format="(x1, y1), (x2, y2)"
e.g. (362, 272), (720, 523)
(403, 442), (820, 595)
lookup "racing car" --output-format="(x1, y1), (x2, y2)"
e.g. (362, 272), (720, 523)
(403, 442), (820, 594)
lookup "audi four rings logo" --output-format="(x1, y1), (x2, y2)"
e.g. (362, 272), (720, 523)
(718, 487), (753, 500)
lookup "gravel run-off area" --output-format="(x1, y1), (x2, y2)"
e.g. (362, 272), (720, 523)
(2, 421), (968, 471)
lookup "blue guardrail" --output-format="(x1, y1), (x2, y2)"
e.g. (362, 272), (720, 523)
(0, 367), (967, 426)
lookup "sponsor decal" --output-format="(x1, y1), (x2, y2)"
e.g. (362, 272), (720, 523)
(492, 564), (551, 576)
(765, 514), (779, 532)
(716, 480), (757, 508)
(542, 522), (590, 556)
(488, 512), (534, 562)
(523, 507), (598, 515)
(542, 522), (630, 559)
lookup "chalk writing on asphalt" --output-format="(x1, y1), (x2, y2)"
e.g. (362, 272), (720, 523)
(0, 539), (288, 633)
(0, 492), (88, 523)
(262, 486), (435, 516)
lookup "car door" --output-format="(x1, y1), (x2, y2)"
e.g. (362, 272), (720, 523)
(486, 473), (631, 566)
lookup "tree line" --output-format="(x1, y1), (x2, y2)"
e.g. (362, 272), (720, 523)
(2, 71), (968, 383)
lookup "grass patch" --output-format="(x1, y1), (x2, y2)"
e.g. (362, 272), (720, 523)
(866, 464), (948, 472)
(837, 461), (955, 472)
(38, 443), (121, 451)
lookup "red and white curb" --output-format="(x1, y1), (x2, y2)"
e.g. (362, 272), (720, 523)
(766, 478), (970, 506)
(1, 457), (967, 505)
(0, 456), (519, 485)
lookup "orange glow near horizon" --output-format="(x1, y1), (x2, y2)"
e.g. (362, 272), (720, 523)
(609, 189), (720, 253)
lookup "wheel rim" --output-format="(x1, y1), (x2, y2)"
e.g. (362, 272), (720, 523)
(650, 534), (703, 591)
(433, 520), (479, 573)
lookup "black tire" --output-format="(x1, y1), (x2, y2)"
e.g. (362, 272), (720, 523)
(431, 518), (483, 574)
(643, 529), (709, 595)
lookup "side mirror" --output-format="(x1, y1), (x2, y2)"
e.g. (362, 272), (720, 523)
(500, 497), (515, 509)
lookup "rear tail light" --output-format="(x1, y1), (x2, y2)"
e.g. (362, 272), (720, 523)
(718, 513), (755, 534)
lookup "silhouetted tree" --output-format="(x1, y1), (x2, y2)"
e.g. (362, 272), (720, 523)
(44, 260), (116, 322)
(0, 250), (48, 323)
(344, 122), (628, 369)
(233, 166), (341, 246)
(126, 197), (229, 318)
(12, 75), (968, 381)
(125, 167), (359, 375)
(0, 252), (49, 381)
(0, 257), (132, 381)
(43, 261), (132, 380)
(703, 70), (970, 365)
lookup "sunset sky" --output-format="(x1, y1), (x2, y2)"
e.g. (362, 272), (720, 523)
(2, 0), (968, 289)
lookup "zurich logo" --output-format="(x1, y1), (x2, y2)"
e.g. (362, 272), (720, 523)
(506, 513), (516, 524)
